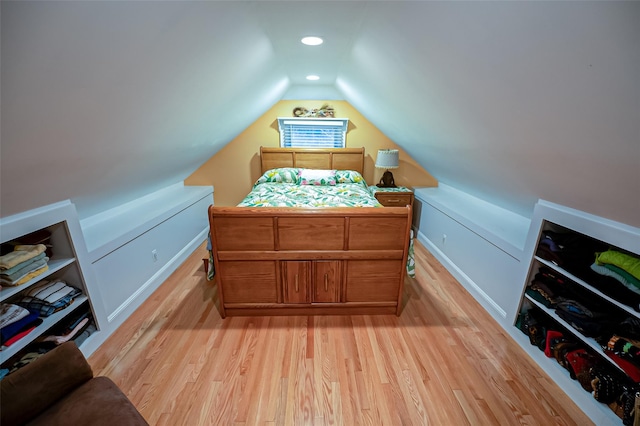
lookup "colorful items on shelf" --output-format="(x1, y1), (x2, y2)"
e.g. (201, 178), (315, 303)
(536, 231), (640, 312)
(0, 245), (50, 287)
(0, 304), (41, 347)
(0, 280), (83, 351)
(17, 280), (81, 317)
(521, 224), (640, 425)
(1, 302), (96, 376)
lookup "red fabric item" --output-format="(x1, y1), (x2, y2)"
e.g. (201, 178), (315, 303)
(3, 326), (36, 347)
(565, 349), (590, 377)
(605, 351), (640, 383)
(545, 330), (564, 358)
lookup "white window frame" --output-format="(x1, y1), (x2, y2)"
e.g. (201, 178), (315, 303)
(277, 117), (349, 148)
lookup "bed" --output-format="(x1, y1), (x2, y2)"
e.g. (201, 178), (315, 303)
(208, 147), (413, 317)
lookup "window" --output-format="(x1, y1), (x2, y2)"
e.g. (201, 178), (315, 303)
(277, 117), (349, 148)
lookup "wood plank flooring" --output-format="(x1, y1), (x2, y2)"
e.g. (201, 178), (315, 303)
(89, 240), (594, 425)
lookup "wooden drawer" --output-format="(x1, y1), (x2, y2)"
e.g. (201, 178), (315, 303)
(374, 192), (414, 207)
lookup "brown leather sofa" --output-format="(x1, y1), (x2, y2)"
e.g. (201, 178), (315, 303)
(1, 341), (148, 426)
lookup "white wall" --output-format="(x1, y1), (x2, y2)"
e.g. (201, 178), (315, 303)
(413, 184), (531, 328)
(338, 1), (640, 228)
(1, 1), (287, 220)
(79, 184), (212, 346)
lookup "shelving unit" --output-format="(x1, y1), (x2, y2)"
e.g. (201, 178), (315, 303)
(515, 200), (640, 424)
(0, 201), (103, 367)
(524, 295), (625, 374)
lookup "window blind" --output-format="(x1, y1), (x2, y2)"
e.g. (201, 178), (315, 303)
(278, 118), (348, 148)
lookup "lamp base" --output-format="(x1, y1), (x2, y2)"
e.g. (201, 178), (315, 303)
(376, 170), (397, 188)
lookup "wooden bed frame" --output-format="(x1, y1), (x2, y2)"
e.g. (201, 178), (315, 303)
(208, 147), (412, 317)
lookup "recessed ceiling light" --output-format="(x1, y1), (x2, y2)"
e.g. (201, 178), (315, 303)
(306, 75), (320, 81)
(301, 36), (323, 46)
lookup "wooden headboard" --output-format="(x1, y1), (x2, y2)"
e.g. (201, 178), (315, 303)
(260, 147), (365, 174)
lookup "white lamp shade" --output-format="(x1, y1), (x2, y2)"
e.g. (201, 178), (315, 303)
(375, 149), (399, 169)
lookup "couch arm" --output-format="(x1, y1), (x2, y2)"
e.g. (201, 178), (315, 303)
(1, 341), (93, 426)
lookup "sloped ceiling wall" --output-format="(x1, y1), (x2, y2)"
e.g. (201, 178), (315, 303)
(2, 2), (639, 227)
(339, 2), (639, 226)
(1, 1), (289, 219)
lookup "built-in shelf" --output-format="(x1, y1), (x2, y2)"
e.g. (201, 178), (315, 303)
(0, 200), (101, 367)
(515, 200), (640, 425)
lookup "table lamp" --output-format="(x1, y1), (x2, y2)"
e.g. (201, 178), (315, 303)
(375, 149), (399, 188)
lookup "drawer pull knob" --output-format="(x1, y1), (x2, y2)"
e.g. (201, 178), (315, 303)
(295, 275), (299, 292)
(324, 273), (329, 291)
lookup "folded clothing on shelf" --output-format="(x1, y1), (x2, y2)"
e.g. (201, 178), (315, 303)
(536, 230), (608, 271)
(0, 303), (30, 329)
(555, 308), (615, 338)
(537, 233), (640, 312)
(585, 267), (640, 312)
(0, 252), (47, 279)
(596, 250), (640, 281)
(0, 229), (53, 257)
(4, 307), (96, 375)
(526, 280), (558, 308)
(0, 245), (47, 271)
(42, 308), (93, 345)
(0, 245), (50, 287)
(0, 263), (49, 287)
(17, 280), (82, 317)
(0, 310), (42, 346)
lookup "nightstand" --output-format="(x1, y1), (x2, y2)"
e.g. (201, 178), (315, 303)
(369, 186), (414, 207)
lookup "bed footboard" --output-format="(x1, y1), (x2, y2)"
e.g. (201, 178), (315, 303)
(208, 206), (412, 317)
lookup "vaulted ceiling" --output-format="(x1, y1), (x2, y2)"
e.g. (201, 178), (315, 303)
(2, 1), (638, 227)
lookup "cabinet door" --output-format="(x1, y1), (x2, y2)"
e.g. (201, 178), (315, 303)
(219, 261), (278, 303)
(346, 260), (402, 302)
(313, 261), (341, 303)
(282, 261), (310, 304)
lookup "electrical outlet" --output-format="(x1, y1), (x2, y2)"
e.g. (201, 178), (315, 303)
(152, 249), (158, 262)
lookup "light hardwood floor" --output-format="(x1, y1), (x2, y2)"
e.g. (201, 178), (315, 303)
(89, 240), (594, 425)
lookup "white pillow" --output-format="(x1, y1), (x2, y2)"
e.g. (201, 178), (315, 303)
(298, 169), (337, 186)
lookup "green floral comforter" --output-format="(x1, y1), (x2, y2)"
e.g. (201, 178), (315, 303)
(237, 182), (384, 208)
(207, 169), (415, 280)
